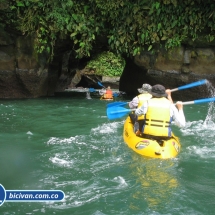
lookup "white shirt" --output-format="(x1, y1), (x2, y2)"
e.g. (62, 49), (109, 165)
(135, 101), (186, 127)
(129, 93), (152, 108)
(129, 96), (139, 108)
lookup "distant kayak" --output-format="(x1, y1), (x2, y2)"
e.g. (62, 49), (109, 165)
(123, 116), (181, 159)
(100, 95), (114, 101)
(100, 97), (114, 101)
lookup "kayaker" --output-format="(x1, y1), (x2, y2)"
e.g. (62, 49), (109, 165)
(128, 83), (152, 136)
(103, 86), (113, 99)
(135, 84), (186, 139)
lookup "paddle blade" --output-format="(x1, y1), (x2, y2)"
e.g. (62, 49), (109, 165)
(107, 106), (133, 120)
(98, 81), (105, 88)
(113, 92), (119, 97)
(107, 101), (128, 108)
(89, 88), (95, 92)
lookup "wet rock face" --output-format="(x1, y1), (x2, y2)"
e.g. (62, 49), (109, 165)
(0, 68), (58, 98)
(119, 48), (215, 101)
(0, 27), (215, 99)
(145, 70), (213, 101)
(0, 29), (58, 98)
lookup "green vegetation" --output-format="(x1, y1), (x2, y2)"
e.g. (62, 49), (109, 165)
(1, 0), (215, 61)
(86, 51), (125, 77)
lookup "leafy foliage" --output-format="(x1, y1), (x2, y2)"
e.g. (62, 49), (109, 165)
(86, 51), (125, 77)
(1, 0), (215, 64)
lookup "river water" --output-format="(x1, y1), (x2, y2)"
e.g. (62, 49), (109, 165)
(0, 83), (215, 215)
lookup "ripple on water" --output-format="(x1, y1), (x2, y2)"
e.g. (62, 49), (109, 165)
(49, 152), (74, 167)
(38, 120), (130, 211)
(180, 119), (215, 159)
(47, 136), (78, 145)
(91, 121), (124, 135)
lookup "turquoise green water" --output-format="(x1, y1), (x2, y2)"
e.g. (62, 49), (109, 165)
(0, 92), (215, 215)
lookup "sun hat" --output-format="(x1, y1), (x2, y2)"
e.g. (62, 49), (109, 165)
(137, 84), (152, 93)
(148, 84), (167, 97)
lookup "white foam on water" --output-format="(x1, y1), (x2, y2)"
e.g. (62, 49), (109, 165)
(49, 153), (73, 168)
(186, 145), (215, 159)
(47, 136), (85, 145)
(181, 119), (215, 137)
(47, 189), (102, 209)
(40, 208), (46, 213)
(100, 115), (108, 118)
(91, 120), (124, 134)
(39, 119), (128, 210)
(92, 211), (106, 215)
(180, 81), (215, 159)
(112, 176), (128, 188)
(49, 156), (67, 165)
(43, 160), (129, 210)
(53, 180), (87, 188)
(90, 158), (119, 174)
(181, 119), (215, 157)
(203, 81), (215, 126)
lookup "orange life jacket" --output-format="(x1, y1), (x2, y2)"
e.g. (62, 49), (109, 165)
(103, 89), (113, 99)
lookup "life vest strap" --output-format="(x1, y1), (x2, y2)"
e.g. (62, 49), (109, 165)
(145, 119), (170, 123)
(145, 118), (170, 127)
(145, 123), (170, 127)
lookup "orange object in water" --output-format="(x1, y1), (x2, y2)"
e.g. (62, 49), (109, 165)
(103, 89), (113, 99)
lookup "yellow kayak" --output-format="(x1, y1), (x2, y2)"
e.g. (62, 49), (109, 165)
(100, 96), (114, 101)
(123, 116), (181, 159)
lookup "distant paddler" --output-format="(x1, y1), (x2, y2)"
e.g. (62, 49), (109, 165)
(100, 86), (113, 100)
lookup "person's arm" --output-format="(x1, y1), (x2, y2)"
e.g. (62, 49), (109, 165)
(171, 102), (186, 127)
(99, 89), (106, 95)
(135, 101), (148, 116)
(166, 89), (173, 104)
(129, 96), (139, 108)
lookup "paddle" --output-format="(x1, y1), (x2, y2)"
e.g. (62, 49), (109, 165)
(170, 79), (208, 92)
(89, 88), (96, 93)
(107, 97), (215, 120)
(98, 81), (106, 88)
(106, 101), (126, 107)
(181, 97), (215, 105)
(107, 79), (208, 108)
(107, 101), (128, 108)
(89, 82), (106, 92)
(113, 92), (119, 97)
(88, 81), (107, 93)
(107, 106), (136, 120)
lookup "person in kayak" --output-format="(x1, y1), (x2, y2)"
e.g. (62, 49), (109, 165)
(135, 84), (186, 139)
(103, 86), (113, 99)
(128, 83), (152, 136)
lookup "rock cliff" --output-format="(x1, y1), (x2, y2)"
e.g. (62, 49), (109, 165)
(0, 28), (215, 100)
(120, 47), (215, 100)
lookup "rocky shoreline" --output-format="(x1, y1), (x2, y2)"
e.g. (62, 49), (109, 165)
(1, 28), (215, 100)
